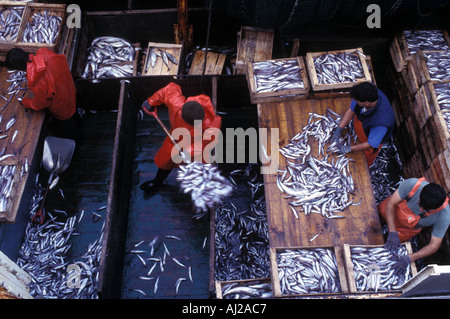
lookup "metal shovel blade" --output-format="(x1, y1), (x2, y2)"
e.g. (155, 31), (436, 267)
(43, 136), (76, 175)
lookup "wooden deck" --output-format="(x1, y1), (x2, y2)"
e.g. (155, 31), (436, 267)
(257, 97), (385, 249)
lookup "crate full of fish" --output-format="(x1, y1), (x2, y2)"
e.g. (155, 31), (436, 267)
(271, 246), (347, 297)
(414, 50), (450, 86)
(0, 164), (20, 222)
(246, 56), (310, 104)
(81, 36), (138, 80)
(142, 42), (182, 76)
(305, 48), (372, 92)
(215, 278), (272, 299)
(343, 243), (418, 294)
(15, 3), (66, 53)
(0, 1), (27, 54)
(390, 30), (450, 72)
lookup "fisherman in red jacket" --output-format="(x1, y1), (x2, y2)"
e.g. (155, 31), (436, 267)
(140, 82), (222, 192)
(5, 48), (78, 139)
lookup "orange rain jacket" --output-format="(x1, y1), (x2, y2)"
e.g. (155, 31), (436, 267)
(147, 82), (222, 170)
(22, 48), (76, 120)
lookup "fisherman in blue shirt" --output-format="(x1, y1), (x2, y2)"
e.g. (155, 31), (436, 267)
(330, 82), (395, 166)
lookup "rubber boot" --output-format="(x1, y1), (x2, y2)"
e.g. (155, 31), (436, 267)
(140, 168), (172, 192)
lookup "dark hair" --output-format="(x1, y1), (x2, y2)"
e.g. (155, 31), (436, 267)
(5, 48), (29, 71)
(182, 101), (205, 126)
(420, 183), (447, 211)
(350, 82), (378, 102)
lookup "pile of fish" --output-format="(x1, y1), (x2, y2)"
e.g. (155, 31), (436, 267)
(215, 164), (270, 282)
(177, 162), (233, 218)
(277, 248), (341, 295)
(433, 82), (450, 132)
(16, 178), (103, 299)
(220, 280), (272, 299)
(0, 165), (16, 212)
(128, 235), (197, 297)
(144, 47), (178, 73)
(2, 70), (28, 111)
(252, 59), (305, 93)
(369, 140), (404, 204)
(277, 110), (359, 220)
(404, 30), (449, 54)
(350, 245), (412, 292)
(81, 36), (135, 80)
(313, 51), (365, 85)
(423, 51), (450, 82)
(22, 11), (61, 44)
(0, 6), (23, 42)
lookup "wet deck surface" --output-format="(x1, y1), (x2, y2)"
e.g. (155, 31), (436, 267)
(121, 108), (210, 299)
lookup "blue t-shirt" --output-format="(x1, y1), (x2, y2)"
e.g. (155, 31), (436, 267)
(398, 178), (450, 238)
(350, 89), (395, 148)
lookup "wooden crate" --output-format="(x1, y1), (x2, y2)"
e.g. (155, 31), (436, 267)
(415, 50), (450, 86)
(142, 42), (182, 76)
(188, 49), (226, 75)
(270, 246), (348, 297)
(0, 1), (27, 59)
(215, 278), (272, 299)
(234, 26), (274, 75)
(343, 243), (417, 294)
(15, 3), (66, 54)
(305, 48), (372, 92)
(0, 163), (21, 223)
(389, 30), (450, 72)
(246, 56), (310, 104)
(0, 250), (32, 299)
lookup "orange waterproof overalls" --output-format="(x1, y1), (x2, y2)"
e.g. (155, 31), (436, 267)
(353, 117), (382, 167)
(378, 177), (450, 242)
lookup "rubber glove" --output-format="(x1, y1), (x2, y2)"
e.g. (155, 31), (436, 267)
(393, 254), (411, 277)
(336, 144), (351, 155)
(330, 126), (343, 144)
(384, 231), (401, 252)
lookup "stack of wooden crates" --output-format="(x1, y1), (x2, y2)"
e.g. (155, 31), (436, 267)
(388, 30), (450, 194)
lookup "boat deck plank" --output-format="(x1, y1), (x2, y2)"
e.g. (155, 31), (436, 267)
(257, 97), (384, 249)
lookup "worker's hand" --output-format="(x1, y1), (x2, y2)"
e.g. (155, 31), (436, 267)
(141, 100), (155, 114)
(335, 144), (351, 155)
(330, 126), (343, 144)
(384, 231), (401, 252)
(393, 254), (411, 277)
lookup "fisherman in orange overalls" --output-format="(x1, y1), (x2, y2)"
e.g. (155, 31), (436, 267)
(5, 48), (78, 140)
(140, 82), (222, 192)
(330, 82), (395, 167)
(378, 177), (450, 273)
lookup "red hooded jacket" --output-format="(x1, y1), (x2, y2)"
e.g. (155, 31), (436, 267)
(147, 82), (222, 170)
(22, 48), (76, 120)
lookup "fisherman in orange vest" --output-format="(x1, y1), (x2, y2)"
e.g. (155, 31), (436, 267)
(140, 82), (222, 192)
(330, 82), (395, 167)
(378, 177), (450, 273)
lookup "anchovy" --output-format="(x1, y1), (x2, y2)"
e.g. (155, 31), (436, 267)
(177, 162), (233, 217)
(0, 6), (24, 41)
(404, 30), (449, 53)
(252, 59), (305, 93)
(350, 245), (412, 292)
(22, 11), (62, 44)
(314, 52), (365, 85)
(215, 164), (270, 282)
(221, 281), (273, 299)
(277, 110), (357, 219)
(277, 248), (341, 295)
(82, 36), (135, 79)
